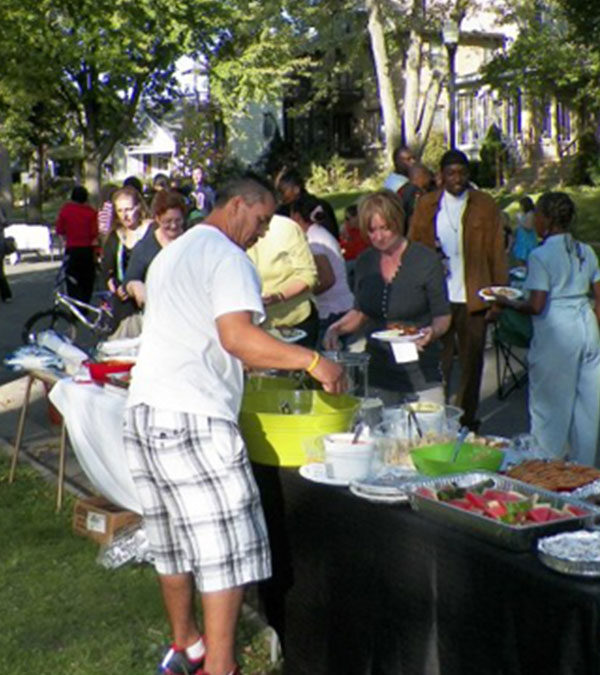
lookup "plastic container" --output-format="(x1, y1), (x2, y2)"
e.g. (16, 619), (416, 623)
(322, 351), (370, 397)
(410, 442), (504, 476)
(323, 432), (375, 481)
(245, 373), (301, 393)
(239, 390), (361, 466)
(86, 360), (135, 384)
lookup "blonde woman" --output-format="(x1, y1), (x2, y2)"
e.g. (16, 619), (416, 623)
(101, 186), (151, 331)
(324, 190), (451, 405)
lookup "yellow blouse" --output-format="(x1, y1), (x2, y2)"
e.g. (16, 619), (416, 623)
(247, 214), (317, 327)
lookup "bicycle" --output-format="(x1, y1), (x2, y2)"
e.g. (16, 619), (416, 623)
(21, 258), (115, 344)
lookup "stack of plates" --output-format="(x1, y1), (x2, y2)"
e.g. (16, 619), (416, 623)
(350, 467), (420, 504)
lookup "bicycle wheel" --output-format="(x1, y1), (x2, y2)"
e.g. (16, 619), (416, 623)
(22, 309), (78, 344)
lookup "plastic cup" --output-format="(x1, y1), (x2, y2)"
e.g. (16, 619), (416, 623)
(323, 432), (374, 481)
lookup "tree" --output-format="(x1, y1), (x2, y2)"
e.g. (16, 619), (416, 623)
(483, 0), (600, 171)
(0, 0), (227, 199)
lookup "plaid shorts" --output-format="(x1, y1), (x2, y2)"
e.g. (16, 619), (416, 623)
(123, 404), (271, 592)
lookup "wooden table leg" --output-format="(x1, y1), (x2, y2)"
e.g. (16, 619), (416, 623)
(9, 375), (34, 483)
(56, 421), (67, 512)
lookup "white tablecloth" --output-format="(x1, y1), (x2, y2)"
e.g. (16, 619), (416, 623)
(5, 223), (52, 263)
(49, 378), (142, 513)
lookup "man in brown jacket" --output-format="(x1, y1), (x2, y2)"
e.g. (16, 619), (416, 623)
(409, 149), (508, 429)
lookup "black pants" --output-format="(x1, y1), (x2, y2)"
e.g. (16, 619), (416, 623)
(440, 303), (488, 429)
(65, 247), (96, 304)
(293, 301), (319, 349)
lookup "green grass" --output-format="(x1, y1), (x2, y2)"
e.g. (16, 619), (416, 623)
(0, 456), (278, 674)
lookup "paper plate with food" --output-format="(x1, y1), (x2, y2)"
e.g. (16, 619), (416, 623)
(371, 323), (426, 343)
(478, 286), (523, 302)
(265, 327), (307, 343)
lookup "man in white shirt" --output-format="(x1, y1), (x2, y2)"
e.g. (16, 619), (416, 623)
(410, 150), (508, 430)
(123, 175), (345, 675)
(383, 145), (416, 193)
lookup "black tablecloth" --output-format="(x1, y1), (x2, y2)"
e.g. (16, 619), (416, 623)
(252, 465), (600, 675)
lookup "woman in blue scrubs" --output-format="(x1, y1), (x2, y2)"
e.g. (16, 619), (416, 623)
(494, 192), (600, 465)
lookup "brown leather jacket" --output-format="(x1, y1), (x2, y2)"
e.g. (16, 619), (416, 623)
(409, 189), (508, 313)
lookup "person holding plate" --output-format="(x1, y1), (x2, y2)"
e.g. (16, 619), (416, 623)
(492, 192), (600, 466)
(323, 189), (451, 405)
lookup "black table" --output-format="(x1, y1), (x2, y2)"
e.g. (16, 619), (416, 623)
(252, 465), (600, 675)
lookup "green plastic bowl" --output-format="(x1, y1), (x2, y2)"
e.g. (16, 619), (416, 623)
(410, 442), (504, 477)
(239, 390), (360, 467)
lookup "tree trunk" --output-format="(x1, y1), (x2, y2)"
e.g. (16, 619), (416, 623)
(365, 0), (402, 167)
(0, 144), (12, 218)
(83, 141), (101, 204)
(403, 30), (422, 152)
(26, 149), (43, 222)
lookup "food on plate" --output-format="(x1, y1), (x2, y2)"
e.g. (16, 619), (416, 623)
(386, 322), (420, 336)
(479, 286), (521, 301)
(506, 460), (600, 492)
(414, 479), (591, 526)
(466, 433), (511, 450)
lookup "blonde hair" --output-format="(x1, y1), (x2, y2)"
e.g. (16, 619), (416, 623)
(110, 186), (149, 233)
(358, 189), (406, 239)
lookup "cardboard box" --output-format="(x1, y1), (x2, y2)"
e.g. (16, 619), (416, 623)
(73, 496), (142, 545)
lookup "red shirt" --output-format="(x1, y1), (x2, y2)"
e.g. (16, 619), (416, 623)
(340, 227), (369, 261)
(56, 202), (98, 248)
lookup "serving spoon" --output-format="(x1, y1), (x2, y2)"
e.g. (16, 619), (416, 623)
(450, 426), (470, 463)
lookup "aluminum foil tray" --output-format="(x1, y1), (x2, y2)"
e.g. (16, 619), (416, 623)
(538, 530), (600, 577)
(407, 471), (600, 551)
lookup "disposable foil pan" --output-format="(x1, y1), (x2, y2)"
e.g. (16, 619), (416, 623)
(407, 471), (600, 551)
(538, 530), (600, 577)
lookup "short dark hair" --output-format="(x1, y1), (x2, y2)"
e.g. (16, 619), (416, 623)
(151, 190), (187, 218)
(276, 168), (304, 192)
(123, 175), (143, 193)
(440, 149), (469, 170)
(152, 173), (170, 189)
(535, 192), (576, 230)
(289, 193), (327, 225)
(519, 196), (535, 213)
(214, 173), (275, 208)
(71, 185), (88, 203)
(392, 145), (414, 174)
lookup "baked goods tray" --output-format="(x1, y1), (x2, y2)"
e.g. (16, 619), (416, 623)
(407, 471), (600, 551)
(538, 530), (600, 577)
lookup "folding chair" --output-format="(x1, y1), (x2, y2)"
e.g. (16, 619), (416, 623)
(493, 308), (532, 400)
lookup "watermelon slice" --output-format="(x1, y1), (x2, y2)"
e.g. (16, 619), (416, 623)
(484, 500), (508, 519)
(526, 506), (553, 523)
(482, 489), (526, 503)
(563, 504), (588, 517)
(465, 491), (488, 510)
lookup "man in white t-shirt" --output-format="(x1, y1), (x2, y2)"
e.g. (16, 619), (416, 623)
(410, 150), (508, 430)
(123, 176), (345, 675)
(383, 145), (416, 193)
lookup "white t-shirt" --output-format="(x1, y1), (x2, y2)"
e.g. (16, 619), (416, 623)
(383, 173), (409, 193)
(436, 190), (468, 303)
(126, 225), (265, 422)
(307, 224), (354, 319)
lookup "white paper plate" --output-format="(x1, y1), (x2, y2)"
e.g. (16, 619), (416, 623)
(299, 463), (349, 487)
(371, 329), (426, 344)
(478, 286), (523, 302)
(349, 484), (409, 504)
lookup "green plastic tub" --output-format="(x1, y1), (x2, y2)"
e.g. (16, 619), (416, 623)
(239, 390), (360, 466)
(410, 442), (504, 477)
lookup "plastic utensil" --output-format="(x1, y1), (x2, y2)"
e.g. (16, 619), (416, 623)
(352, 422), (365, 444)
(450, 426), (470, 463)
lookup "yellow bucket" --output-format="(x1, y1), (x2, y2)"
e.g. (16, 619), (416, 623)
(239, 390), (360, 466)
(244, 373), (302, 393)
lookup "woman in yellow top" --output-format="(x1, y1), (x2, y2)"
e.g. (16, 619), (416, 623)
(247, 213), (319, 347)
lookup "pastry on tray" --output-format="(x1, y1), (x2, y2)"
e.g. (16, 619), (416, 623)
(506, 459), (600, 492)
